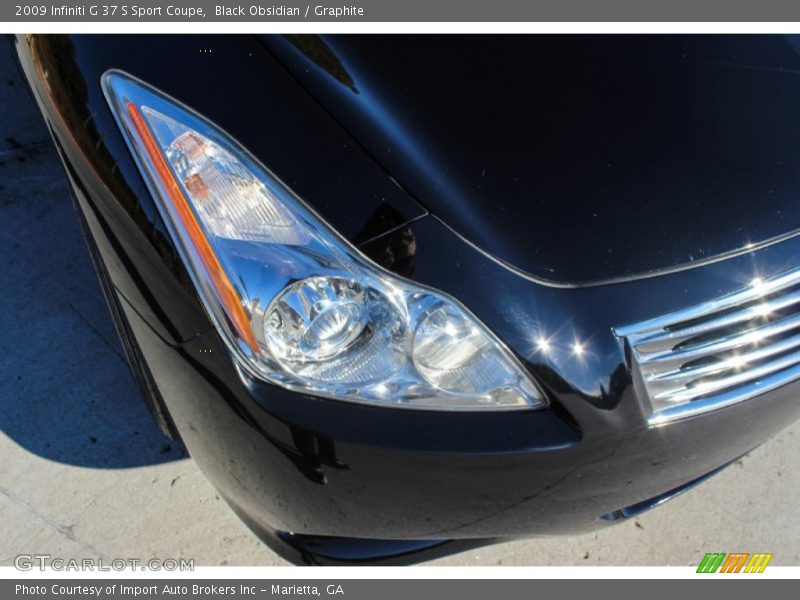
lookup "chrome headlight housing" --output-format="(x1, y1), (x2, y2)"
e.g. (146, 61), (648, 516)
(103, 71), (546, 411)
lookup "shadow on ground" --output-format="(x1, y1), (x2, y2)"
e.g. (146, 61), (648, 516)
(0, 37), (186, 469)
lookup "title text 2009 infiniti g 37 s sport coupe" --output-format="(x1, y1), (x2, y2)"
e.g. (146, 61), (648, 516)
(15, 33), (800, 565)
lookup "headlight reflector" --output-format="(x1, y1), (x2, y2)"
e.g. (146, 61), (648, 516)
(104, 71), (546, 411)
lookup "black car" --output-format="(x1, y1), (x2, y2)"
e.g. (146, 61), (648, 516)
(15, 33), (800, 565)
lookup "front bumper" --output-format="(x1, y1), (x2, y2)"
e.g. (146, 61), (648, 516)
(115, 252), (800, 544)
(17, 33), (800, 563)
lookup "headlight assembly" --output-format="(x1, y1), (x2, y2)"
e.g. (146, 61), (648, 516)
(103, 71), (546, 411)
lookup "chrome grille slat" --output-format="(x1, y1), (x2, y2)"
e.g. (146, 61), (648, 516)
(615, 268), (800, 425)
(652, 345), (800, 402)
(615, 267), (800, 337)
(628, 287), (800, 353)
(646, 331), (800, 385)
(648, 362), (800, 426)
(637, 312), (800, 371)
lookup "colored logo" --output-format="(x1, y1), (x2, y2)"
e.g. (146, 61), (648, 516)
(696, 552), (773, 573)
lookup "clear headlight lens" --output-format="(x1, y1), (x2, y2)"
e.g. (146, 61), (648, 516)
(103, 71), (546, 411)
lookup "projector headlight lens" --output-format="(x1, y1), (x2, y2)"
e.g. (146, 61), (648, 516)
(104, 71), (546, 411)
(264, 277), (406, 385)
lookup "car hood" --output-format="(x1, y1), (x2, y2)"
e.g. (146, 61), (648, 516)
(263, 35), (800, 285)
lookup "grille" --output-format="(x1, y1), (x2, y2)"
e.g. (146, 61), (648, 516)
(615, 268), (800, 425)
